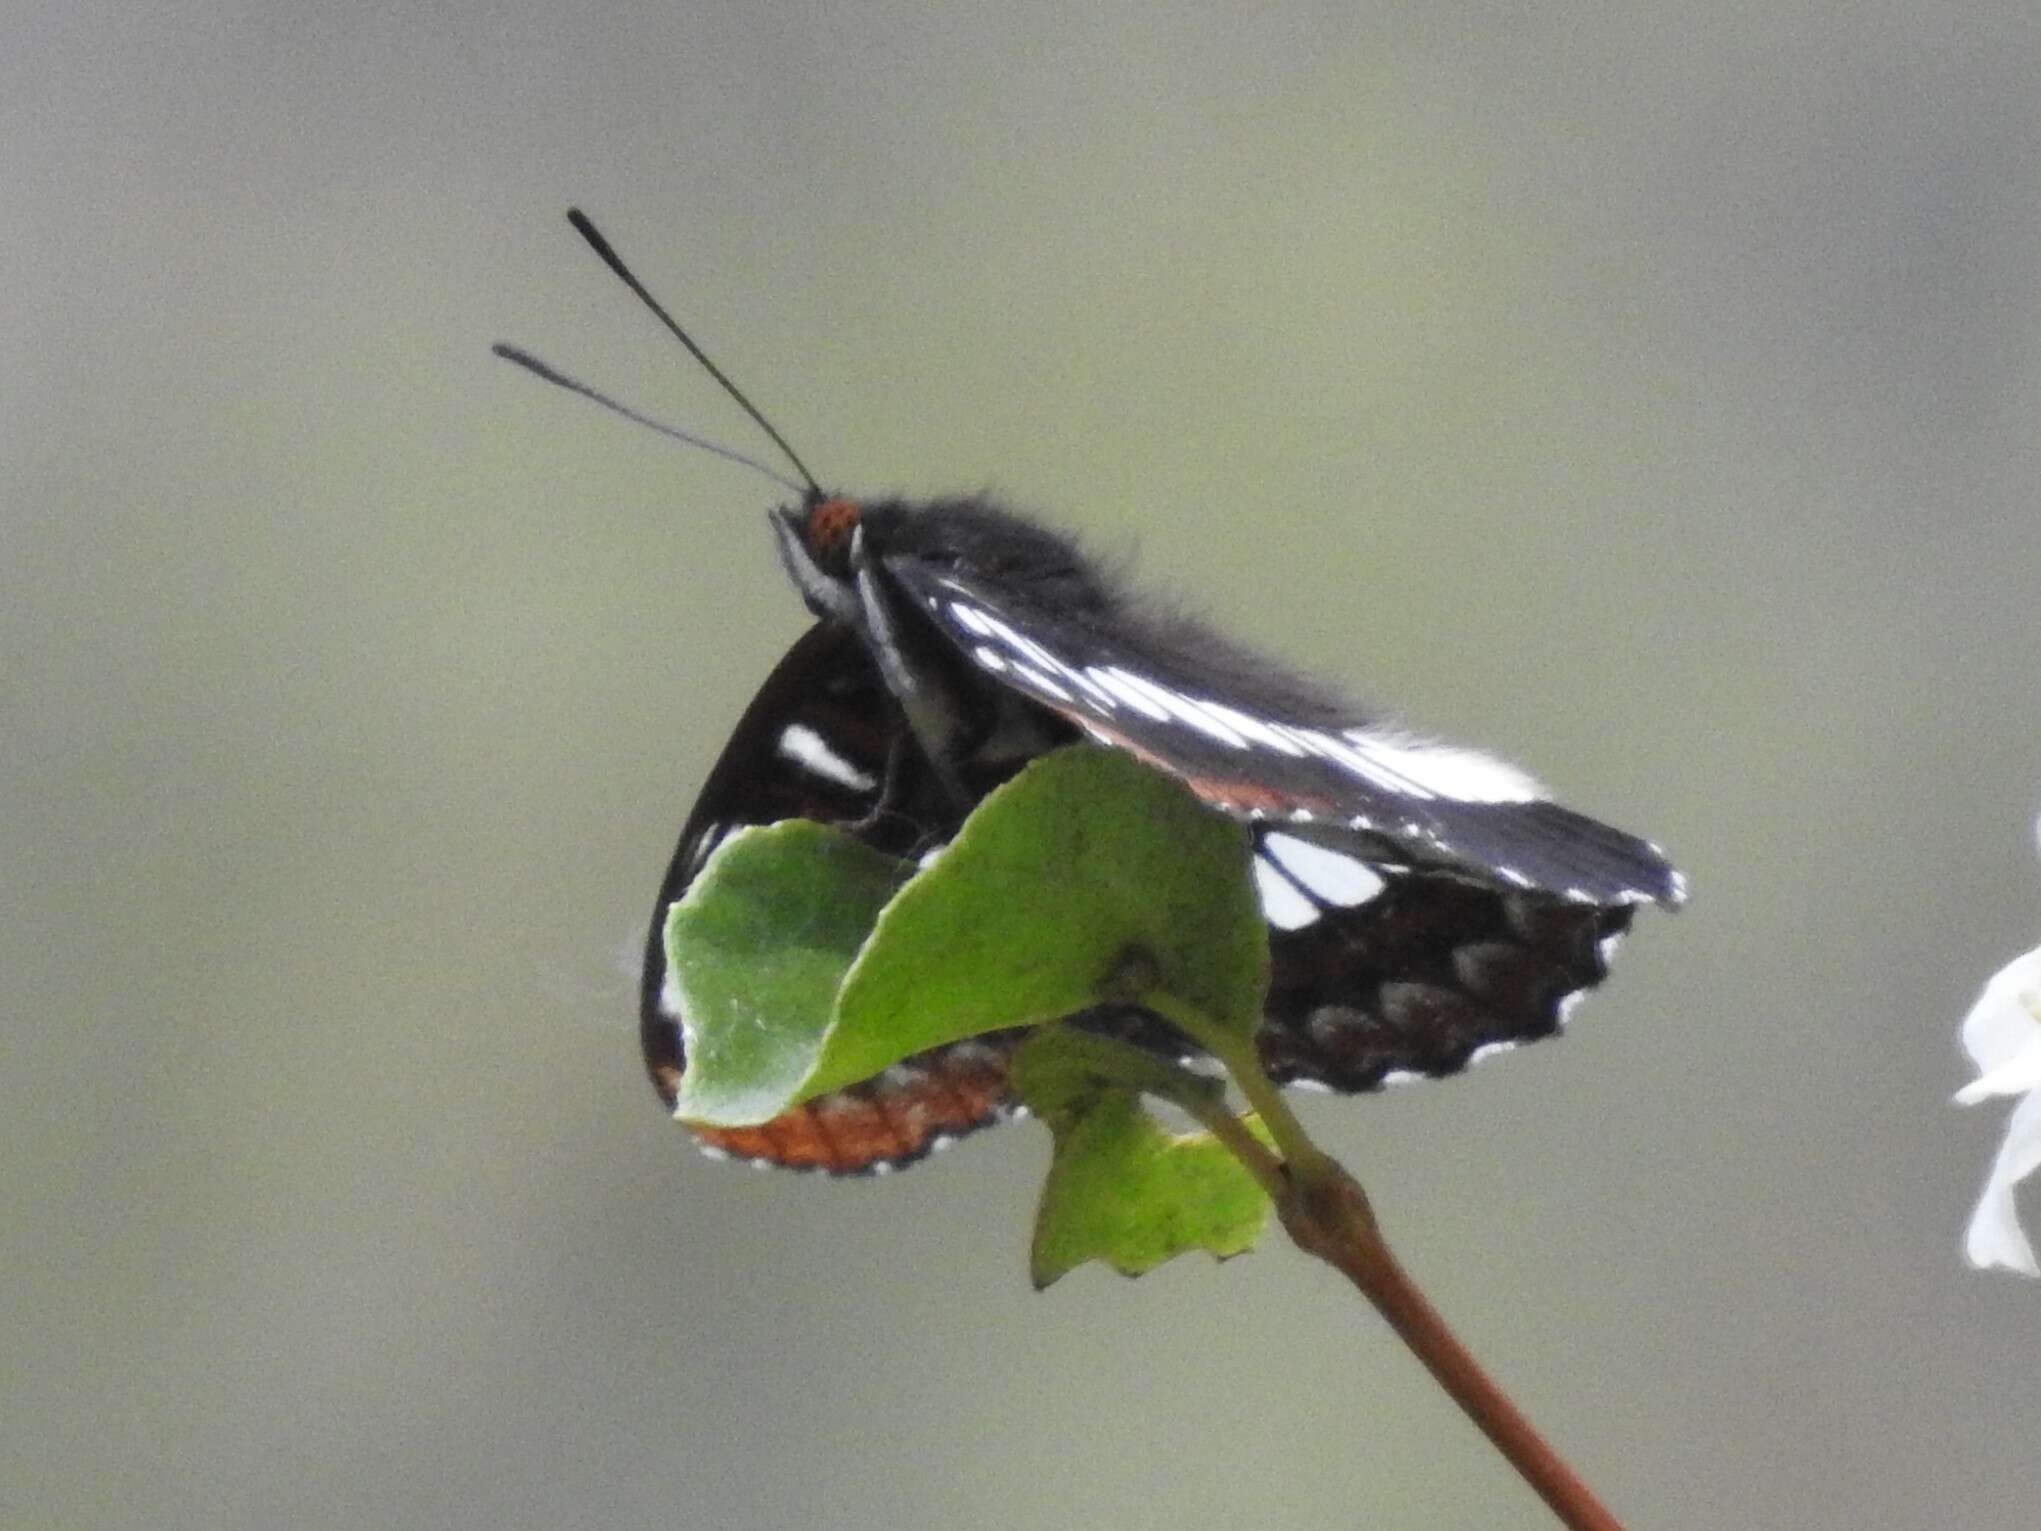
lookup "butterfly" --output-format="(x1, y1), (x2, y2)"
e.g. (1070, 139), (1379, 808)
(501, 211), (1686, 1175)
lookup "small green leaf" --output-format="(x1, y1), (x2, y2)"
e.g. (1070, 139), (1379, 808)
(807, 747), (1266, 1100)
(665, 820), (912, 1127)
(1015, 1029), (1274, 1289)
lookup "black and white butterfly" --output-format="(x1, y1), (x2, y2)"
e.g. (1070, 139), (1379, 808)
(502, 211), (1685, 1175)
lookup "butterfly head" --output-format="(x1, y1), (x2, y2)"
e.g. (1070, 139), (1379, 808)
(771, 494), (868, 624)
(799, 495), (863, 574)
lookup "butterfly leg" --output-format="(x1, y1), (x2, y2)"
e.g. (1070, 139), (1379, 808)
(844, 728), (918, 837)
(850, 531), (981, 811)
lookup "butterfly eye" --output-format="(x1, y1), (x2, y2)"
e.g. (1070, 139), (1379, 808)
(805, 497), (863, 570)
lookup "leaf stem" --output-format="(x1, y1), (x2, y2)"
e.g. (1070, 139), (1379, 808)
(1168, 1084), (1287, 1200)
(1138, 988), (1327, 1174)
(1139, 986), (1627, 1531)
(1029, 1028), (1286, 1197)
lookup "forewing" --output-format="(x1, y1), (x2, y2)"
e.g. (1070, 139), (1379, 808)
(887, 561), (1684, 909)
(641, 623), (1019, 1173)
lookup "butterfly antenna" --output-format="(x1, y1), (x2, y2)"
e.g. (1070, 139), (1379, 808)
(491, 343), (807, 496)
(566, 208), (823, 499)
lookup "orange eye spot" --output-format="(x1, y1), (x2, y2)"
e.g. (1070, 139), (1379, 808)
(806, 497), (862, 562)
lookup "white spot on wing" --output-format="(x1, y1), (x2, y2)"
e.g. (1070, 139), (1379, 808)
(1252, 855), (1320, 930)
(1064, 668), (1115, 704)
(1099, 667), (1252, 748)
(989, 620), (1066, 678)
(949, 601), (995, 636)
(776, 723), (878, 792)
(1086, 666), (1170, 720)
(684, 822), (728, 879)
(1011, 662), (1074, 702)
(951, 603), (1104, 707)
(1261, 831), (1386, 908)
(1282, 726), (1430, 797)
(1196, 700), (1309, 755)
(1342, 730), (1544, 804)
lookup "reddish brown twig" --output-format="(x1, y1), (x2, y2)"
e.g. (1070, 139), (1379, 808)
(1276, 1159), (1626, 1531)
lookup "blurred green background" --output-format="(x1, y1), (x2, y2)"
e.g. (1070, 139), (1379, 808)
(9, 3), (2040, 1527)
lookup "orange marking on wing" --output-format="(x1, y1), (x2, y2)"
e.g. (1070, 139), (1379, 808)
(686, 1044), (1016, 1173)
(1040, 710), (1175, 771)
(1180, 775), (1333, 814)
(1039, 708), (1335, 816)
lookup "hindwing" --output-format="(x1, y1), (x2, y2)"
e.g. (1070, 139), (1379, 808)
(639, 624), (1024, 1173)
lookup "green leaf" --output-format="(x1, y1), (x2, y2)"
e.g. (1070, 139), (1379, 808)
(1015, 1029), (1274, 1289)
(664, 746), (1269, 1138)
(807, 747), (1266, 1100)
(664, 820), (913, 1127)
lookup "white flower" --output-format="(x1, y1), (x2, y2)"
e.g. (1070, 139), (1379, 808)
(1955, 942), (2041, 1275)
